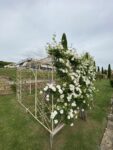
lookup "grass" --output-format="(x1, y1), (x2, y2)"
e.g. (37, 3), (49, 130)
(0, 68), (56, 81)
(0, 79), (113, 150)
(0, 68), (16, 81)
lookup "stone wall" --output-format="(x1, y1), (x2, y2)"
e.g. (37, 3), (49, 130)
(0, 77), (13, 95)
(101, 97), (113, 150)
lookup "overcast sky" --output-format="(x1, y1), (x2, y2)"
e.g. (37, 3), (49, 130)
(0, 0), (113, 68)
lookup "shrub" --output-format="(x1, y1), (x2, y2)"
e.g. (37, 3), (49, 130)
(110, 79), (113, 88)
(40, 34), (96, 126)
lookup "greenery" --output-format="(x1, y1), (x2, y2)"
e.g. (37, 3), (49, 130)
(0, 61), (13, 68)
(44, 34), (96, 126)
(0, 79), (112, 150)
(108, 64), (111, 79)
(0, 68), (56, 81)
(101, 67), (104, 74)
(110, 79), (113, 88)
(0, 68), (16, 81)
(97, 66), (100, 73)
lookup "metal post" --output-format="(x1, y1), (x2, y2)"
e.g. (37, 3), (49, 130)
(50, 133), (53, 150)
(35, 68), (38, 118)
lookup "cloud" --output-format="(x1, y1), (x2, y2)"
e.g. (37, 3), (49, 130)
(0, 0), (113, 68)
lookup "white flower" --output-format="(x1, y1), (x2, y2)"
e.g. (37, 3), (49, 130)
(59, 58), (64, 63)
(57, 106), (60, 110)
(83, 100), (86, 103)
(71, 57), (74, 61)
(50, 111), (58, 119)
(44, 86), (48, 91)
(74, 110), (77, 114)
(46, 95), (49, 98)
(69, 84), (75, 91)
(67, 95), (72, 102)
(57, 99), (60, 102)
(48, 84), (56, 92)
(86, 79), (90, 85)
(66, 61), (70, 67)
(54, 110), (58, 115)
(75, 87), (82, 94)
(54, 119), (58, 124)
(70, 109), (73, 112)
(81, 109), (84, 112)
(70, 113), (74, 118)
(63, 83), (66, 87)
(60, 109), (64, 114)
(71, 75), (74, 80)
(77, 107), (80, 110)
(59, 89), (63, 94)
(56, 85), (61, 90)
(67, 115), (71, 119)
(70, 123), (74, 126)
(71, 102), (76, 107)
(46, 96), (49, 101)
(60, 94), (64, 99)
(40, 91), (43, 94)
(73, 93), (79, 98)
(64, 103), (67, 106)
(50, 113), (55, 119)
(75, 115), (78, 119)
(52, 87), (56, 92)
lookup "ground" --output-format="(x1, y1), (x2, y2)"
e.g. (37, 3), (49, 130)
(0, 80), (113, 150)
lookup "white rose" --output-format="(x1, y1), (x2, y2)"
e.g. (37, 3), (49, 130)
(40, 91), (43, 94)
(70, 123), (74, 126)
(60, 109), (64, 114)
(59, 89), (63, 94)
(60, 94), (64, 99)
(67, 115), (71, 119)
(44, 86), (48, 91)
(64, 103), (67, 106)
(71, 102), (76, 107)
(54, 119), (58, 124)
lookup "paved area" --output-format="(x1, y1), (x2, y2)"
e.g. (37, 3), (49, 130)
(101, 114), (113, 150)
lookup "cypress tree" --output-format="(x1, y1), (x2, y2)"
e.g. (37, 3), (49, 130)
(97, 66), (100, 73)
(101, 67), (104, 74)
(108, 64), (111, 79)
(61, 33), (68, 50)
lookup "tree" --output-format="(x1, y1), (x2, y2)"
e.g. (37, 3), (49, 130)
(0, 61), (12, 68)
(97, 66), (100, 73)
(101, 67), (104, 74)
(61, 33), (68, 50)
(108, 64), (111, 79)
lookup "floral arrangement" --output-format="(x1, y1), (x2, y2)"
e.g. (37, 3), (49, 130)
(40, 34), (96, 127)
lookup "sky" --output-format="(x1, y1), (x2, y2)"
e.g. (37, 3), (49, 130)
(0, 0), (113, 68)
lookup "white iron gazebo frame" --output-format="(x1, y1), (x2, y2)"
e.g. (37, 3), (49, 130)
(16, 58), (64, 148)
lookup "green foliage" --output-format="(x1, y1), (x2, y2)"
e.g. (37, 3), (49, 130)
(61, 33), (68, 50)
(44, 34), (96, 126)
(110, 79), (113, 88)
(0, 68), (16, 81)
(97, 66), (100, 73)
(11, 84), (16, 92)
(108, 64), (112, 79)
(101, 67), (104, 74)
(96, 73), (105, 80)
(0, 61), (13, 68)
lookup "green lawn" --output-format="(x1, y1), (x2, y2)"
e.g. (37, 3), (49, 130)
(0, 80), (113, 150)
(0, 68), (56, 81)
(0, 68), (16, 81)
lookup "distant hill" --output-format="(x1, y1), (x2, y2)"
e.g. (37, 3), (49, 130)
(0, 61), (13, 68)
